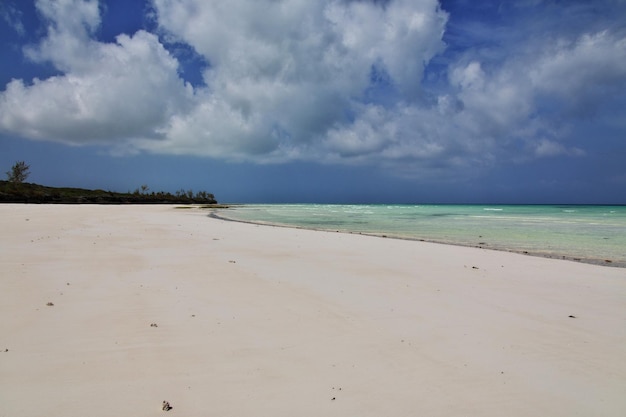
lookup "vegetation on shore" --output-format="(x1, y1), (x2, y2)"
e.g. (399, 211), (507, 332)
(2, 161), (219, 205)
(0, 180), (219, 204)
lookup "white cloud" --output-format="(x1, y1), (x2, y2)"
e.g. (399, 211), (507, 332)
(130, 0), (451, 165)
(444, 28), (626, 166)
(0, 0), (192, 145)
(24, 0), (100, 72)
(530, 31), (626, 114)
(0, 0), (624, 180)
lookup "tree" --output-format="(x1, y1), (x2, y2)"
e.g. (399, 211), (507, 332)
(6, 161), (30, 183)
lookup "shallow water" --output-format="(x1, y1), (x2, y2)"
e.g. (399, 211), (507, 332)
(215, 204), (626, 267)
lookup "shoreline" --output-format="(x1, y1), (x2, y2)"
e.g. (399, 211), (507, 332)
(2, 204), (625, 417)
(209, 210), (626, 268)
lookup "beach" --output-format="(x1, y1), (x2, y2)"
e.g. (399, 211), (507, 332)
(1, 204), (625, 417)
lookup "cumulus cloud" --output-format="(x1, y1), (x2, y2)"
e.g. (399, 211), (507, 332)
(147, 0), (449, 163)
(1, 35), (192, 145)
(0, 0), (192, 145)
(444, 24), (626, 167)
(529, 31), (626, 116)
(0, 0), (625, 179)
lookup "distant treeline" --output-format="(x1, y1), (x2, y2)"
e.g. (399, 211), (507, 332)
(0, 181), (219, 205)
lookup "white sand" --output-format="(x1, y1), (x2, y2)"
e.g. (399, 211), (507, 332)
(1, 204), (625, 417)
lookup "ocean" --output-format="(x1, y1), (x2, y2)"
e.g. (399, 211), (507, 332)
(213, 204), (626, 267)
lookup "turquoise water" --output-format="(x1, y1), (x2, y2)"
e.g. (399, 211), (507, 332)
(214, 204), (626, 267)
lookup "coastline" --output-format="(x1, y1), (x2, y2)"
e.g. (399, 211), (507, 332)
(2, 204), (625, 417)
(210, 209), (626, 268)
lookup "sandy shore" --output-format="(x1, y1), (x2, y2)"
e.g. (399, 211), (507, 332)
(1, 204), (625, 417)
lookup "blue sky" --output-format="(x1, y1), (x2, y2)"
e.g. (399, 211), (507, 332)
(1, 0), (625, 203)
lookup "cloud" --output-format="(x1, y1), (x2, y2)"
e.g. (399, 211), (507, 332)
(533, 139), (585, 158)
(529, 31), (626, 116)
(0, 2), (25, 36)
(0, 0), (625, 180)
(146, 0), (449, 163)
(443, 14), (626, 167)
(0, 0), (192, 146)
(23, 0), (101, 71)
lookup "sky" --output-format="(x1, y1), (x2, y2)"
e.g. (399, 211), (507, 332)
(1, 0), (625, 204)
